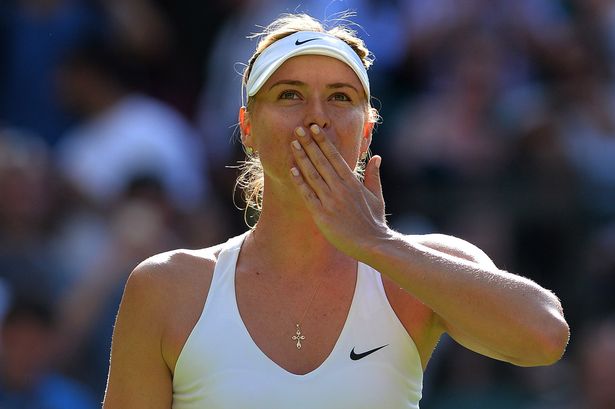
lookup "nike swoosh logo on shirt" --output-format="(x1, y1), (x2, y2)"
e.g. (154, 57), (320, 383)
(295, 38), (319, 46)
(350, 344), (389, 361)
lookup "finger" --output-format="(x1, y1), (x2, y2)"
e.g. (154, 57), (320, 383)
(291, 139), (331, 200)
(364, 155), (384, 201)
(308, 124), (355, 180)
(290, 166), (323, 211)
(295, 127), (341, 188)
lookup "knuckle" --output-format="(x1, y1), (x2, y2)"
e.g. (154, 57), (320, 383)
(331, 198), (346, 213)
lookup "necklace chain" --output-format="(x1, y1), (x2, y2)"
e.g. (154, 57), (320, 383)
(246, 230), (326, 351)
(292, 277), (324, 350)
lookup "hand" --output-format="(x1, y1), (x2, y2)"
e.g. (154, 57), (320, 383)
(289, 124), (389, 259)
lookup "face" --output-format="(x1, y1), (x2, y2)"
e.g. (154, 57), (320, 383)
(240, 54), (372, 185)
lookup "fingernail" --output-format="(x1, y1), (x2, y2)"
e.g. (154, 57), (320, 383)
(295, 127), (306, 137)
(292, 140), (301, 150)
(374, 156), (381, 169)
(291, 167), (300, 176)
(310, 124), (320, 134)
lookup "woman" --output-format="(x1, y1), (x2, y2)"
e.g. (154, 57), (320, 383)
(102, 13), (569, 409)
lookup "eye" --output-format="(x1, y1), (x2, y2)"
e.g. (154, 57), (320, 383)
(279, 90), (301, 100)
(330, 93), (352, 102)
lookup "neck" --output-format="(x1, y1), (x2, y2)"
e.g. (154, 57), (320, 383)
(243, 180), (352, 281)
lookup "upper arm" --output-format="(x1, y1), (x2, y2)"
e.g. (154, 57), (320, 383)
(103, 261), (173, 409)
(417, 234), (498, 270)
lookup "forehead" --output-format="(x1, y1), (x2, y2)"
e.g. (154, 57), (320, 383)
(264, 54), (363, 89)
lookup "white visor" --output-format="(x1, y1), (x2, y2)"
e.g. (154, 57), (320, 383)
(245, 31), (370, 100)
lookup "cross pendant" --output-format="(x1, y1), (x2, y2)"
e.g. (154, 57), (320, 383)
(292, 323), (306, 349)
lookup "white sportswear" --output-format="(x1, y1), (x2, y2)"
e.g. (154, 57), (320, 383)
(172, 233), (423, 409)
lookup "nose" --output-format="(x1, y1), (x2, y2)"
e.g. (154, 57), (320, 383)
(303, 97), (330, 130)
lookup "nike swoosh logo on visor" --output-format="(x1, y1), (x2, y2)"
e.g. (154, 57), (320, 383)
(350, 344), (389, 361)
(295, 38), (319, 46)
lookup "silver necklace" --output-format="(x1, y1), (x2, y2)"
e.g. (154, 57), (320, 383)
(291, 277), (324, 350)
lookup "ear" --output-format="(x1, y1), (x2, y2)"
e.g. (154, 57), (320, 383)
(239, 106), (252, 145)
(361, 121), (374, 153)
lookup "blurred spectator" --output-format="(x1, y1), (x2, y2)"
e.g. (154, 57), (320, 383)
(0, 128), (66, 300)
(501, 100), (582, 300)
(515, 360), (576, 408)
(94, 0), (201, 116)
(0, 295), (98, 409)
(572, 0), (615, 75)
(2, 1), (615, 406)
(392, 0), (570, 94)
(0, 279), (12, 324)
(96, 0), (172, 60)
(573, 318), (615, 409)
(551, 30), (615, 218)
(0, 0), (103, 146)
(138, 0), (247, 118)
(54, 196), (180, 399)
(387, 30), (509, 184)
(55, 40), (209, 212)
(422, 337), (531, 409)
(576, 223), (615, 319)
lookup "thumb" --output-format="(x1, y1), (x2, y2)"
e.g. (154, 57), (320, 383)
(364, 155), (383, 200)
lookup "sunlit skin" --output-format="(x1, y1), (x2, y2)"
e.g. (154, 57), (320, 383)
(238, 54), (568, 369)
(240, 55), (374, 213)
(101, 31), (568, 409)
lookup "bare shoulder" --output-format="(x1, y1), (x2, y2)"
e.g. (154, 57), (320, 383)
(412, 233), (497, 268)
(128, 242), (225, 293)
(126, 242), (229, 365)
(103, 242), (228, 408)
(126, 242), (227, 346)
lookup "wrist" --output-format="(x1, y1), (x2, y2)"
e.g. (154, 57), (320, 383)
(359, 226), (402, 265)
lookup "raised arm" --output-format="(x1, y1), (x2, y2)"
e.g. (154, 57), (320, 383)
(103, 261), (173, 409)
(289, 123), (569, 367)
(365, 232), (569, 367)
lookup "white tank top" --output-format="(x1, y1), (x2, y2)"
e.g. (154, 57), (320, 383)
(172, 233), (423, 409)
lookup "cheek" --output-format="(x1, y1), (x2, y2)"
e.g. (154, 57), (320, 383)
(335, 108), (368, 151)
(249, 106), (298, 175)
(250, 107), (292, 149)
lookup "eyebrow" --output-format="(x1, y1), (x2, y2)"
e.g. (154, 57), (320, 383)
(327, 82), (360, 94)
(268, 80), (305, 91)
(268, 80), (360, 94)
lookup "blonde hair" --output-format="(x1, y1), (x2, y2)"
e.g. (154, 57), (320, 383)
(235, 13), (378, 226)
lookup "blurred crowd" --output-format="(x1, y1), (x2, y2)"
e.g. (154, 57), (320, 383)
(0, 0), (614, 408)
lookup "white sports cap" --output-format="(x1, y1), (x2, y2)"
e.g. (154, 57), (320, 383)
(245, 31), (370, 100)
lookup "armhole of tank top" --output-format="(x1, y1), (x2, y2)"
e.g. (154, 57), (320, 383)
(370, 264), (423, 368)
(172, 234), (245, 377)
